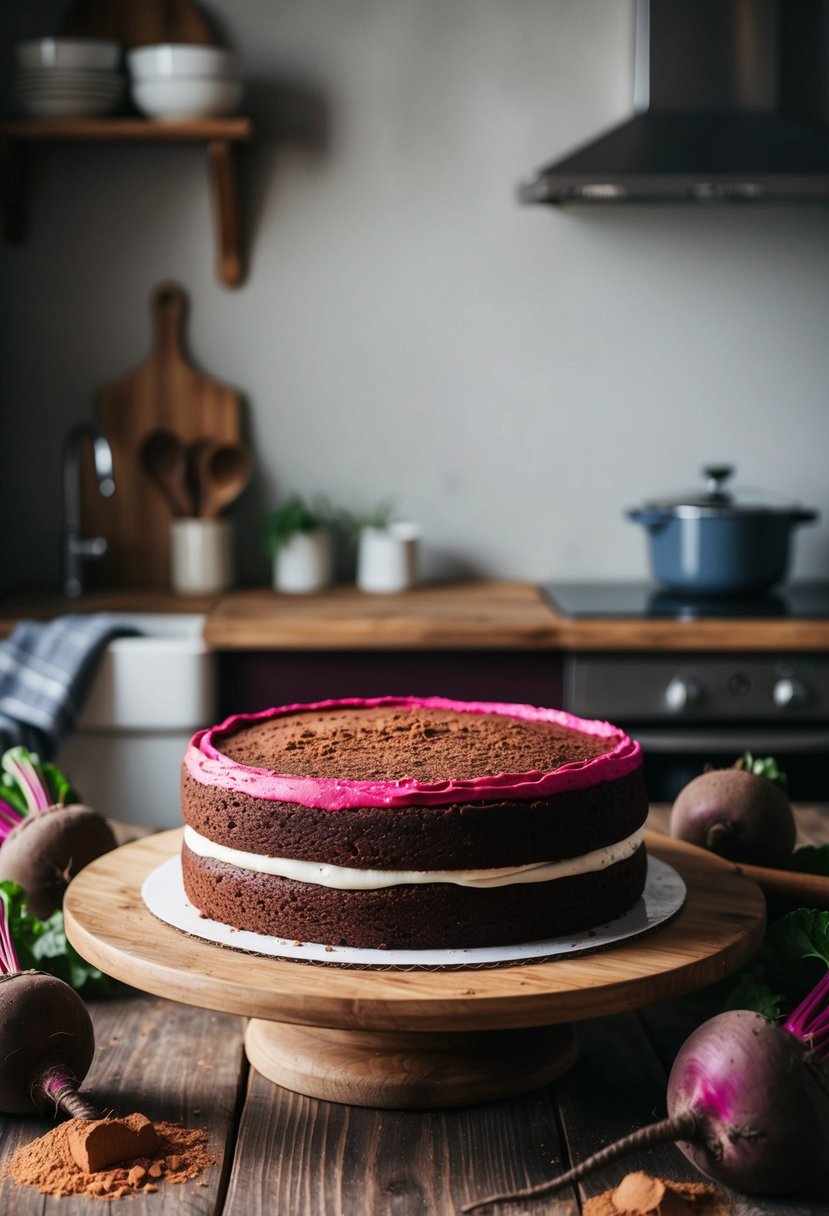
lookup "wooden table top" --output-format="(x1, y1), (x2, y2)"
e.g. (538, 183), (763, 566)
(2, 807), (829, 1214)
(5, 580), (829, 651)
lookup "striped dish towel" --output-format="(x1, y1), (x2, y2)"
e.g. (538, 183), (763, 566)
(0, 614), (137, 759)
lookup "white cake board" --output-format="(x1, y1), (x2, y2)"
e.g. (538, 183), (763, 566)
(141, 855), (685, 970)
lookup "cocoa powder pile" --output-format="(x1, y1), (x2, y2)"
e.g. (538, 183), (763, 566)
(583, 1171), (731, 1216)
(3, 1116), (213, 1200)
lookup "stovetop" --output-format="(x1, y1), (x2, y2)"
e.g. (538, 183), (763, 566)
(543, 581), (829, 621)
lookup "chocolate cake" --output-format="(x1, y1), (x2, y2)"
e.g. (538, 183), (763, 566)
(180, 696), (649, 950)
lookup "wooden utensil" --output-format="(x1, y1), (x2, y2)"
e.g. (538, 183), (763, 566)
(61, 0), (215, 47)
(725, 859), (829, 908)
(647, 826), (829, 909)
(81, 282), (242, 588)
(141, 428), (192, 518)
(192, 439), (252, 518)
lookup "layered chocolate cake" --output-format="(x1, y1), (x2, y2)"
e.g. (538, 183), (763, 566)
(180, 696), (649, 950)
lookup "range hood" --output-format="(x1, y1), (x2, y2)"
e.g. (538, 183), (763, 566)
(521, 0), (829, 204)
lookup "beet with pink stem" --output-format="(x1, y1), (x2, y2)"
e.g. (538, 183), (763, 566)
(0, 892), (96, 1117)
(0, 747), (116, 919)
(463, 969), (829, 1210)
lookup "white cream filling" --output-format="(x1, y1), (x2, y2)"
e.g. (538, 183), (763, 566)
(183, 825), (645, 891)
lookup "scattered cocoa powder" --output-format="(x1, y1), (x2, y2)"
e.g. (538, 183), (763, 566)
(583, 1171), (731, 1216)
(3, 1117), (213, 1200)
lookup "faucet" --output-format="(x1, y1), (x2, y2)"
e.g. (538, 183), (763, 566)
(62, 424), (115, 598)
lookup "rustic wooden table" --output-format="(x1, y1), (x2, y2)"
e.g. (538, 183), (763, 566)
(1, 808), (828, 1216)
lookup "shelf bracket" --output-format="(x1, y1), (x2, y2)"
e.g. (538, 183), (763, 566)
(208, 138), (243, 288)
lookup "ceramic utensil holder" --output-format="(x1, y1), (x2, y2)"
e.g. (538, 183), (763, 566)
(356, 522), (420, 593)
(171, 518), (233, 595)
(273, 529), (332, 594)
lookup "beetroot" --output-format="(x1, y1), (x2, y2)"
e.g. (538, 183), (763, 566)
(463, 970), (829, 1210)
(669, 762), (795, 867)
(0, 894), (96, 1117)
(0, 970), (96, 1116)
(0, 805), (117, 920)
(0, 748), (116, 918)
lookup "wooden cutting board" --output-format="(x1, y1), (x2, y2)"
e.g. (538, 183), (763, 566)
(61, 0), (215, 47)
(82, 283), (242, 589)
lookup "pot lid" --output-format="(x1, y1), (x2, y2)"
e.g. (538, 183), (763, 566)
(640, 465), (812, 517)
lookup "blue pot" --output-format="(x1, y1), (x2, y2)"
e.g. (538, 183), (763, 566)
(628, 466), (818, 596)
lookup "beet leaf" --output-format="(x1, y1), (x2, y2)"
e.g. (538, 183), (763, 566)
(0, 880), (110, 997)
(0, 747), (78, 818)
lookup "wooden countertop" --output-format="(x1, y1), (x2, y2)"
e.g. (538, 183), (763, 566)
(4, 581), (829, 651)
(205, 582), (829, 651)
(1, 806), (827, 1215)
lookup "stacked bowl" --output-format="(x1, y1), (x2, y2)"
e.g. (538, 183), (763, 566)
(13, 38), (125, 118)
(128, 45), (242, 119)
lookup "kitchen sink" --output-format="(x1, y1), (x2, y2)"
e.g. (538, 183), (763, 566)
(58, 613), (216, 828)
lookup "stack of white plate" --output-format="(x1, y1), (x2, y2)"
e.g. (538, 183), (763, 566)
(128, 45), (243, 120)
(13, 38), (125, 118)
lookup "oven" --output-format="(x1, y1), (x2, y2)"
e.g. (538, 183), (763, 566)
(545, 584), (829, 804)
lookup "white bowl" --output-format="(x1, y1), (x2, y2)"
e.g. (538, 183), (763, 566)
(128, 43), (237, 80)
(131, 75), (242, 119)
(16, 38), (120, 71)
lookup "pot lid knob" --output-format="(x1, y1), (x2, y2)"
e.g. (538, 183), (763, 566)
(702, 464), (734, 502)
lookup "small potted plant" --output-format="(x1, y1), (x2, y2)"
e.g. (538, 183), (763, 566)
(263, 495), (334, 594)
(353, 499), (421, 594)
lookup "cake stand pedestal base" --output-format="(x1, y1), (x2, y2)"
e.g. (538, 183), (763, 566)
(244, 1019), (578, 1108)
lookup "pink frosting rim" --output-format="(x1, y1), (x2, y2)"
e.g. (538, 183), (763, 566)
(185, 696), (642, 811)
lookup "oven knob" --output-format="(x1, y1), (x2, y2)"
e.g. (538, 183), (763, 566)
(664, 677), (703, 712)
(773, 677), (809, 709)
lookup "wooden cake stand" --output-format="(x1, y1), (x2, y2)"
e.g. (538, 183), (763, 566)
(64, 829), (765, 1109)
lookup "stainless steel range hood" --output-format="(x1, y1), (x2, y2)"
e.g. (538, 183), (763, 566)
(520, 0), (829, 204)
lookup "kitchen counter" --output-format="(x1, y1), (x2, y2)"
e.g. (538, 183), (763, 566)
(0, 806), (827, 1215)
(4, 580), (829, 651)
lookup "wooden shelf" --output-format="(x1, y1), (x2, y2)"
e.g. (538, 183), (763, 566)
(0, 116), (253, 286)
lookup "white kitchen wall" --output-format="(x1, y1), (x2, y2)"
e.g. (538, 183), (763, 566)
(2, 0), (829, 591)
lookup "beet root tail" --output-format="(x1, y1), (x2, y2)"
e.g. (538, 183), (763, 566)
(461, 1112), (697, 1213)
(32, 1061), (100, 1121)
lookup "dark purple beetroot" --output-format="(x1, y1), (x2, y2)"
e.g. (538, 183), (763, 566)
(0, 970), (94, 1114)
(0, 805), (117, 919)
(669, 767), (795, 867)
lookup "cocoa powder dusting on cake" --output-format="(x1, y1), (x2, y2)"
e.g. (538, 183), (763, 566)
(218, 706), (614, 781)
(3, 1118), (213, 1199)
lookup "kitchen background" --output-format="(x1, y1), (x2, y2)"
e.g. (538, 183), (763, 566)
(1, 0), (829, 595)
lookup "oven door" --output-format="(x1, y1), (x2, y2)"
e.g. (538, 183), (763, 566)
(631, 725), (829, 802)
(563, 653), (829, 803)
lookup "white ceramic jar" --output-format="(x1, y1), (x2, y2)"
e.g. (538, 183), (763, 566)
(356, 522), (420, 593)
(273, 529), (333, 594)
(170, 518), (233, 595)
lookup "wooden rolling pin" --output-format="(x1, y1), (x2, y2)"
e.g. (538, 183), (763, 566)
(648, 827), (829, 908)
(726, 859), (829, 908)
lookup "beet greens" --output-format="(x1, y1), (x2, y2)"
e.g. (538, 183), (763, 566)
(463, 968), (829, 1211)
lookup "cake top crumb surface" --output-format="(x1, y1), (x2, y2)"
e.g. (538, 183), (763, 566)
(216, 705), (614, 782)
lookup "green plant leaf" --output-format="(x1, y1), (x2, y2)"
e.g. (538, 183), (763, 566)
(0, 879), (111, 997)
(40, 761), (79, 807)
(739, 752), (788, 792)
(764, 908), (829, 995)
(262, 494), (331, 556)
